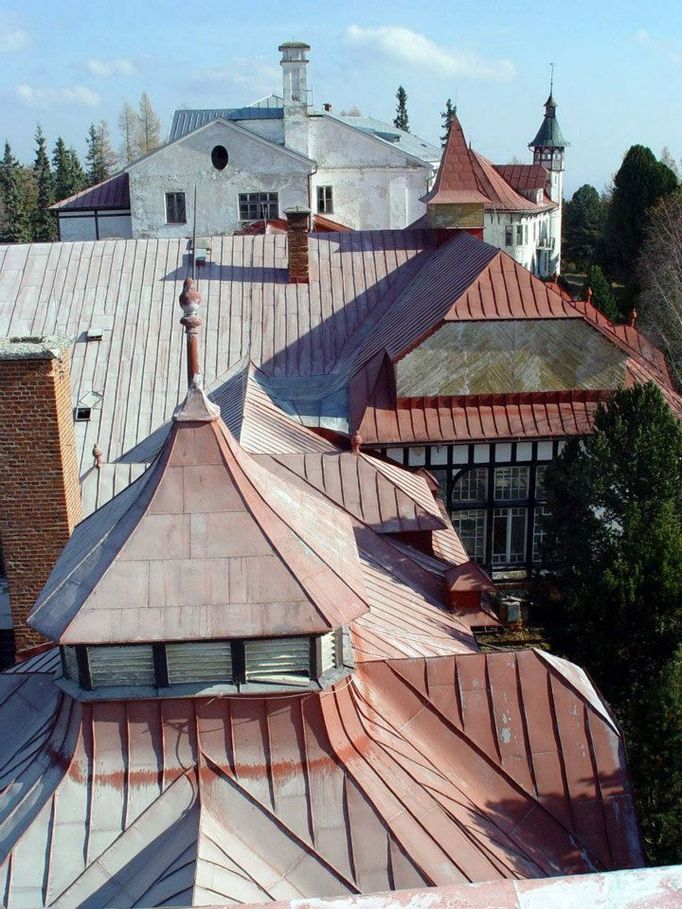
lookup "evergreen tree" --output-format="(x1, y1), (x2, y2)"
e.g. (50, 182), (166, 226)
(440, 98), (456, 147)
(393, 86), (409, 132)
(540, 382), (682, 862)
(582, 264), (618, 321)
(562, 184), (607, 269)
(52, 138), (85, 202)
(0, 141), (31, 243)
(118, 101), (139, 165)
(136, 92), (161, 156)
(86, 121), (117, 185)
(31, 125), (56, 242)
(603, 145), (678, 282)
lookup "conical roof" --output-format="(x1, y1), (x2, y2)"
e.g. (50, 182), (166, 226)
(422, 115), (489, 205)
(30, 384), (369, 644)
(529, 95), (566, 149)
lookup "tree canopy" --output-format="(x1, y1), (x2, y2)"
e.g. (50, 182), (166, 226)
(31, 125), (56, 242)
(604, 145), (678, 282)
(136, 92), (161, 156)
(393, 86), (409, 132)
(582, 263), (619, 321)
(86, 121), (117, 185)
(0, 142), (31, 244)
(541, 382), (682, 863)
(52, 138), (85, 203)
(562, 184), (606, 269)
(441, 98), (456, 147)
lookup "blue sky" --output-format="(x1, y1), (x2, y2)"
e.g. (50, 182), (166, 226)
(1, 0), (680, 196)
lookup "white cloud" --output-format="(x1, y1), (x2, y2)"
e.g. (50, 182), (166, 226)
(636, 29), (681, 64)
(344, 25), (515, 81)
(192, 58), (280, 95)
(86, 57), (137, 78)
(0, 12), (29, 52)
(15, 84), (100, 109)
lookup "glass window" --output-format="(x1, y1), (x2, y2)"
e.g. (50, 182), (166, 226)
(505, 224), (513, 246)
(533, 504), (551, 562)
(451, 509), (487, 563)
(451, 467), (488, 504)
(492, 507), (527, 565)
(494, 466), (529, 501)
(317, 185), (333, 214)
(535, 464), (548, 500)
(238, 192), (279, 221)
(516, 224), (523, 245)
(165, 192), (186, 224)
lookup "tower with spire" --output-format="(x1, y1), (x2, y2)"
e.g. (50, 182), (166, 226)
(529, 67), (567, 274)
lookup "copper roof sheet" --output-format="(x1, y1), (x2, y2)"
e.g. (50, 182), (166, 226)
(423, 117), (490, 206)
(30, 389), (369, 643)
(51, 172), (130, 211)
(494, 163), (549, 192)
(359, 390), (610, 445)
(0, 647), (643, 905)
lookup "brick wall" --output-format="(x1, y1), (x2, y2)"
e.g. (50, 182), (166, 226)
(0, 343), (82, 654)
(285, 208), (310, 284)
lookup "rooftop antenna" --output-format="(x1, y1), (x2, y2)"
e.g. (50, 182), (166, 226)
(549, 62), (554, 97)
(191, 183), (197, 281)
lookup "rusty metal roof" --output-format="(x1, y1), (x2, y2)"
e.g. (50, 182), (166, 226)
(30, 387), (370, 643)
(0, 644), (643, 906)
(51, 171), (130, 210)
(494, 163), (549, 192)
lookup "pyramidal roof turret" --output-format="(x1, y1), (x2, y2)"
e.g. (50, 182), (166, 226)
(422, 114), (488, 205)
(529, 86), (566, 150)
(29, 278), (369, 645)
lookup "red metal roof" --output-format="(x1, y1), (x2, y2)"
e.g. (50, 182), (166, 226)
(50, 172), (130, 211)
(422, 116), (489, 206)
(493, 163), (549, 192)
(30, 385), (370, 643)
(0, 645), (643, 905)
(358, 390), (610, 445)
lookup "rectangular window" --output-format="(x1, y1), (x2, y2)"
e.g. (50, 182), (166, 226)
(451, 509), (487, 563)
(238, 192), (279, 222)
(165, 192), (186, 224)
(492, 507), (527, 565)
(516, 224), (523, 245)
(505, 224), (513, 246)
(535, 464), (548, 501)
(88, 645), (156, 688)
(533, 504), (551, 562)
(166, 641), (233, 684)
(317, 185), (333, 214)
(524, 224), (529, 244)
(494, 466), (530, 501)
(451, 467), (488, 504)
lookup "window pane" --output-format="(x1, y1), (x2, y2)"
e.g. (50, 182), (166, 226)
(239, 192), (279, 221)
(492, 507), (528, 565)
(535, 464), (548, 500)
(451, 467), (488, 504)
(533, 504), (551, 561)
(494, 466), (529, 501)
(451, 509), (486, 562)
(165, 192), (186, 224)
(505, 225), (513, 246)
(317, 185), (333, 214)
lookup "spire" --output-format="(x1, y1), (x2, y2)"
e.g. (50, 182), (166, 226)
(529, 70), (566, 151)
(422, 114), (488, 206)
(175, 276), (220, 422)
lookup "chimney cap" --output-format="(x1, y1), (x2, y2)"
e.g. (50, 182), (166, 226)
(284, 206), (311, 216)
(0, 334), (72, 361)
(279, 41), (311, 50)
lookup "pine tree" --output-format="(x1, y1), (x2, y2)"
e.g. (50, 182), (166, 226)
(86, 121), (117, 185)
(32, 125), (56, 242)
(0, 141), (31, 243)
(393, 86), (409, 132)
(118, 101), (139, 165)
(136, 92), (161, 156)
(441, 98), (456, 147)
(562, 184), (607, 269)
(52, 138), (85, 202)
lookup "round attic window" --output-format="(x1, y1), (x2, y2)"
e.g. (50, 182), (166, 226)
(211, 145), (229, 170)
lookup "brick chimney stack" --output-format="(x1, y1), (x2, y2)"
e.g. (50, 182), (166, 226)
(284, 207), (311, 284)
(0, 336), (82, 656)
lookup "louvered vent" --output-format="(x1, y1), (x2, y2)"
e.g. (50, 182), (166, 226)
(320, 631), (337, 673)
(244, 637), (310, 683)
(88, 645), (155, 688)
(166, 641), (233, 684)
(61, 645), (79, 681)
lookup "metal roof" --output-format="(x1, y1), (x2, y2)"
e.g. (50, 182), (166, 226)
(30, 386), (370, 644)
(50, 171), (130, 211)
(0, 645), (643, 906)
(494, 163), (549, 192)
(169, 106), (284, 142)
(330, 114), (441, 166)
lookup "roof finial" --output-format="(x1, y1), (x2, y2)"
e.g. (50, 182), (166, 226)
(351, 429), (362, 454)
(549, 62), (554, 97)
(92, 444), (103, 469)
(179, 277), (202, 387)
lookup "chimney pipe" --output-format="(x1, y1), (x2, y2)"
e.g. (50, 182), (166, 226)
(284, 207), (311, 284)
(324, 102), (332, 112)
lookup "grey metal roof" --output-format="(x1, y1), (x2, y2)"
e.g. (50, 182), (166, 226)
(331, 114), (442, 165)
(169, 107), (283, 142)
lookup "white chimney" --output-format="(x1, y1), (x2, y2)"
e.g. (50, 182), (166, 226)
(279, 42), (310, 104)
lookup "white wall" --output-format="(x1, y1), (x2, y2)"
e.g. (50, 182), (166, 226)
(484, 210), (554, 276)
(128, 120), (312, 239)
(309, 116), (430, 229)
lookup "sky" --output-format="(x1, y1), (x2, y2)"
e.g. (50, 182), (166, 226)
(1, 0), (681, 197)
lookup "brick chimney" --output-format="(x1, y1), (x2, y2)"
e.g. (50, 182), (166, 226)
(284, 207), (311, 284)
(0, 336), (82, 656)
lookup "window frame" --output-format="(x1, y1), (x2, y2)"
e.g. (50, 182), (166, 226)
(165, 191), (187, 225)
(238, 191), (279, 222)
(316, 185), (334, 214)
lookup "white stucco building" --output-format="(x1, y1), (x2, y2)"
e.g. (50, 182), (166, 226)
(51, 42), (566, 276)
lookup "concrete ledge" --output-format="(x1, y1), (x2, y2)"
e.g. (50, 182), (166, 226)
(0, 334), (73, 361)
